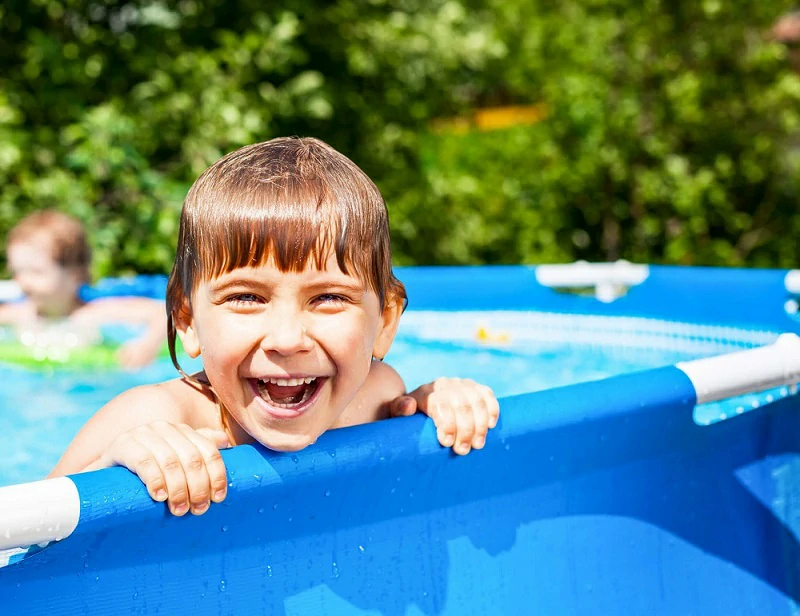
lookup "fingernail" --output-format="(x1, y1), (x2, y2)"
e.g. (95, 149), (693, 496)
(192, 502), (210, 515)
(441, 433), (454, 447)
(457, 443), (471, 455)
(154, 489), (167, 501)
(473, 436), (485, 449)
(173, 503), (188, 516)
(213, 490), (226, 502)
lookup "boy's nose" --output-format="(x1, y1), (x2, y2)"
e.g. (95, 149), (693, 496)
(259, 314), (313, 356)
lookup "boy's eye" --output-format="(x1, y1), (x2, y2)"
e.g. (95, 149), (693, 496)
(228, 293), (261, 304)
(315, 293), (348, 305)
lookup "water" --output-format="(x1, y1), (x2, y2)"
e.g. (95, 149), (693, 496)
(0, 313), (779, 487)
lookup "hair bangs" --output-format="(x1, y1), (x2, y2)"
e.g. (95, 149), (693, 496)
(190, 175), (376, 292)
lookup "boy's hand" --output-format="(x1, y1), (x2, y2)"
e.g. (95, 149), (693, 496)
(389, 378), (499, 455)
(84, 421), (231, 516)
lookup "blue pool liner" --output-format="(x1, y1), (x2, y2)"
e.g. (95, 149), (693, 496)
(2, 365), (799, 614)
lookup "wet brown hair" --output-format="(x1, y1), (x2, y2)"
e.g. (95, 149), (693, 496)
(166, 136), (407, 377)
(7, 210), (92, 285)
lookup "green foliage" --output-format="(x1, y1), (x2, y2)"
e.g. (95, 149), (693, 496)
(1, 0), (799, 276)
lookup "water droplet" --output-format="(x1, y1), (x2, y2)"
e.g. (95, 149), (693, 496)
(766, 394), (774, 403)
(133, 592), (138, 599)
(719, 413), (727, 420)
(324, 489), (331, 497)
(219, 580), (226, 591)
(423, 591), (428, 597)
(253, 474), (260, 481)
(504, 444), (511, 451)
(735, 406), (744, 414)
(221, 525), (229, 532)
(379, 456), (385, 462)
(258, 508), (264, 514)
(358, 545), (365, 552)
(288, 516), (293, 522)
(272, 503), (278, 510)
(228, 482), (233, 488)
(332, 561), (339, 578)
(751, 400), (760, 409)
(292, 456), (299, 463)
(266, 565), (273, 578)
(330, 452), (336, 458)
(95, 576), (100, 582)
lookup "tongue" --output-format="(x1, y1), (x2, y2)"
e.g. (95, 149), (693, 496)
(265, 382), (309, 405)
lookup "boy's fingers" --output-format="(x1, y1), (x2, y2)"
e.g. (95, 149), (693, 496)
(470, 393), (490, 450)
(132, 424), (192, 516)
(158, 424), (215, 516)
(388, 395), (417, 417)
(183, 426), (230, 506)
(105, 432), (169, 503)
(195, 428), (231, 450)
(480, 385), (500, 428)
(453, 393), (476, 456)
(429, 398), (456, 448)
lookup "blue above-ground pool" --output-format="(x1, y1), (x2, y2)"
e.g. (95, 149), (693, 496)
(1, 263), (800, 615)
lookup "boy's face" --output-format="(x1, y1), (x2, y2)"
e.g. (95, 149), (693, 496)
(175, 250), (402, 451)
(7, 239), (83, 318)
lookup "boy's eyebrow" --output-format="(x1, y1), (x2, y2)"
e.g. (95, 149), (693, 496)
(303, 279), (365, 294)
(205, 276), (261, 294)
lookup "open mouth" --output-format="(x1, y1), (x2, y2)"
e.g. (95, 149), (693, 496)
(250, 376), (325, 416)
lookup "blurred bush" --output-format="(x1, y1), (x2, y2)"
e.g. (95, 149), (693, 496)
(1, 0), (799, 275)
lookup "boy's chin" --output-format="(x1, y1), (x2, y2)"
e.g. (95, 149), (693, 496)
(259, 431), (320, 453)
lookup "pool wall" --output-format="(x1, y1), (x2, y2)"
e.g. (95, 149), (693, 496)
(1, 265), (800, 614)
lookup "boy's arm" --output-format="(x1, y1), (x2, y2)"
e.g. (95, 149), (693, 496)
(48, 383), (185, 477)
(339, 361), (500, 456)
(49, 381), (230, 517)
(388, 378), (499, 456)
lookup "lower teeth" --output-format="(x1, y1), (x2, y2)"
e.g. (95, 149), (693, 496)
(257, 380), (316, 408)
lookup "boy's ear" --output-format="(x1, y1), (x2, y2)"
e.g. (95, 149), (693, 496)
(372, 294), (404, 360)
(173, 301), (201, 358)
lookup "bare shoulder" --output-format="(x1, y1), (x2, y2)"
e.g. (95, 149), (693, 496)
(106, 377), (215, 428)
(48, 377), (215, 477)
(335, 360), (406, 428)
(365, 360), (405, 394)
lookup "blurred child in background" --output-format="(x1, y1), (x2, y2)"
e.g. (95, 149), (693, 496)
(0, 210), (167, 369)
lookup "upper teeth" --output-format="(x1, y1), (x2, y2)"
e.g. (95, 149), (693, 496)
(260, 377), (316, 386)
